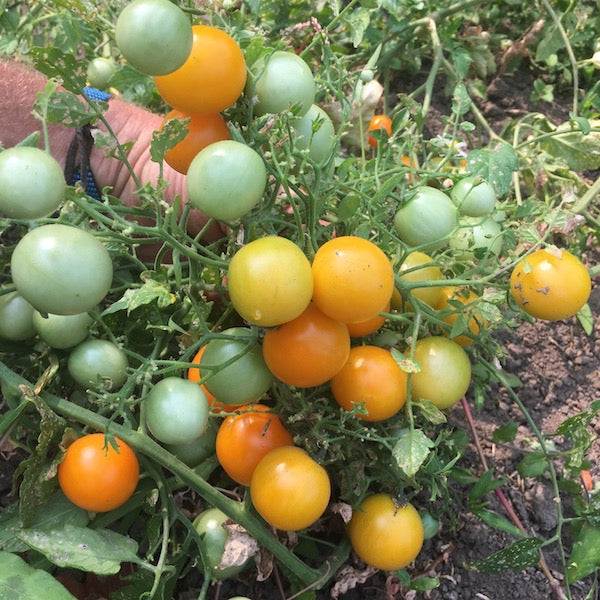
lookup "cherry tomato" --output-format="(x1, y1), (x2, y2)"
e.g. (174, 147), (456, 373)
(311, 236), (395, 324)
(450, 176), (496, 217)
(510, 247), (591, 320)
(58, 433), (139, 513)
(193, 506), (249, 580)
(250, 446), (330, 531)
(397, 251), (444, 308)
(86, 57), (116, 90)
(161, 110), (230, 174)
(0, 291), (35, 341)
(449, 215), (504, 259)
(200, 327), (274, 405)
(154, 25), (246, 114)
(367, 114), (392, 148)
(33, 310), (93, 349)
(115, 0), (193, 76)
(67, 339), (129, 391)
(331, 345), (408, 421)
(249, 51), (315, 117)
(346, 302), (389, 338)
(216, 404), (293, 486)
(10, 224), (113, 315)
(0, 147), (65, 219)
(393, 186), (458, 248)
(410, 336), (471, 409)
(227, 236), (313, 327)
(144, 376), (209, 445)
(262, 303), (350, 388)
(436, 286), (485, 347)
(291, 104), (336, 163)
(166, 419), (218, 468)
(347, 494), (424, 570)
(186, 140), (267, 221)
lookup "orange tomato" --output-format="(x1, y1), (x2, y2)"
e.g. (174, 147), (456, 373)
(154, 25), (246, 114)
(58, 433), (139, 512)
(331, 345), (407, 421)
(161, 110), (230, 174)
(346, 302), (389, 337)
(397, 251), (444, 309)
(262, 303), (350, 388)
(215, 404), (294, 486)
(367, 114), (392, 148)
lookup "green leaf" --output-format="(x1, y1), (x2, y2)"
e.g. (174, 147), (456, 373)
(150, 116), (189, 164)
(540, 120), (600, 171)
(413, 399), (447, 425)
(466, 143), (518, 197)
(452, 47), (472, 79)
(535, 25), (564, 63)
(103, 280), (177, 315)
(29, 47), (86, 94)
(576, 303), (593, 336)
(43, 91), (102, 128)
(336, 195), (360, 221)
(0, 551), (77, 599)
(0, 400), (28, 437)
(469, 469), (507, 504)
(346, 7), (371, 47)
(392, 428), (433, 477)
(473, 507), (526, 538)
(492, 421), (518, 443)
(16, 525), (141, 575)
(452, 82), (471, 116)
(15, 131), (42, 148)
(570, 113), (591, 135)
(517, 452), (547, 478)
(468, 537), (543, 573)
(409, 576), (440, 591)
(566, 523), (600, 583)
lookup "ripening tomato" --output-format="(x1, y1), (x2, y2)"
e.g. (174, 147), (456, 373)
(510, 247), (591, 320)
(311, 236), (394, 324)
(397, 251), (444, 309)
(161, 110), (230, 174)
(250, 446), (330, 531)
(410, 336), (471, 409)
(436, 286), (485, 347)
(58, 433), (139, 512)
(154, 25), (246, 114)
(262, 303), (350, 388)
(227, 237), (313, 327)
(367, 114), (392, 148)
(347, 494), (424, 570)
(216, 404), (293, 486)
(346, 302), (389, 338)
(331, 345), (408, 421)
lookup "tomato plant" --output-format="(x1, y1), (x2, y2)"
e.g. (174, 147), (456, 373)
(262, 302), (350, 388)
(436, 286), (485, 347)
(331, 345), (408, 421)
(33, 310), (93, 349)
(115, 0), (192, 76)
(347, 493), (424, 570)
(161, 110), (230, 174)
(367, 114), (392, 148)
(199, 328), (274, 405)
(0, 291), (35, 342)
(311, 236), (394, 324)
(393, 186), (458, 248)
(193, 506), (249, 580)
(67, 339), (128, 391)
(291, 104), (336, 164)
(215, 404), (293, 486)
(58, 433), (139, 513)
(410, 336), (471, 409)
(227, 236), (313, 327)
(10, 224), (113, 315)
(144, 377), (210, 445)
(510, 247), (591, 320)
(186, 140), (267, 221)
(0, 147), (65, 219)
(250, 446), (330, 531)
(154, 24), (246, 114)
(397, 251), (444, 308)
(248, 50), (315, 117)
(450, 176), (497, 217)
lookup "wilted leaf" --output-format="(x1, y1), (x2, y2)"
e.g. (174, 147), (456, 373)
(103, 280), (177, 315)
(219, 523), (258, 571)
(541, 120), (600, 171)
(466, 143), (518, 197)
(392, 429), (433, 477)
(330, 564), (377, 599)
(567, 523), (600, 583)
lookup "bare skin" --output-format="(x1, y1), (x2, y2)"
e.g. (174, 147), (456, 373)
(0, 59), (223, 242)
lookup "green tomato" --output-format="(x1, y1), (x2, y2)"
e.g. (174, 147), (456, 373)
(393, 186), (458, 248)
(291, 104), (336, 164)
(410, 336), (471, 409)
(145, 377), (209, 445)
(249, 51), (315, 117)
(33, 310), (94, 349)
(200, 327), (274, 406)
(0, 147), (65, 219)
(419, 511), (441, 539)
(0, 291), (35, 341)
(449, 216), (503, 258)
(115, 0), (193, 76)
(86, 58), (116, 90)
(68, 339), (128, 391)
(450, 176), (496, 217)
(193, 507), (249, 580)
(166, 416), (218, 467)
(11, 224), (113, 315)
(186, 141), (267, 221)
